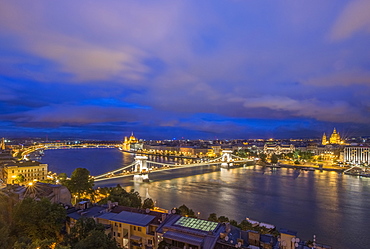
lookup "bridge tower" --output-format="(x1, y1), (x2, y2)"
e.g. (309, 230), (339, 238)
(221, 150), (233, 168)
(133, 155), (148, 172)
(133, 155), (149, 182)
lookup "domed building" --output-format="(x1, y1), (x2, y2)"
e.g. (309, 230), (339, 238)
(122, 132), (143, 151)
(322, 128), (343, 145)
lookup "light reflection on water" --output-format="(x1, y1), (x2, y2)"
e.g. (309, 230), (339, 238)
(41, 149), (370, 249)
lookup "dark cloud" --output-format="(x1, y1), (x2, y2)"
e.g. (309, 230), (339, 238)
(1, 1), (370, 139)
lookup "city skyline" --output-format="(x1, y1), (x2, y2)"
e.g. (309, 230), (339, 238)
(1, 1), (370, 140)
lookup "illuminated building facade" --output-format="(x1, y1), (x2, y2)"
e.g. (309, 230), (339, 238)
(344, 146), (370, 165)
(321, 133), (328, 145)
(122, 132), (143, 151)
(263, 144), (295, 155)
(97, 209), (163, 249)
(322, 128), (343, 145)
(3, 160), (48, 184)
(0, 137), (5, 150)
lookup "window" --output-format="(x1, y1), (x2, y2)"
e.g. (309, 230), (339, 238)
(119, 223), (122, 227)
(115, 223), (118, 227)
(114, 232), (116, 236)
(138, 227), (142, 232)
(118, 233), (121, 237)
(148, 239), (153, 245)
(133, 226), (136, 231)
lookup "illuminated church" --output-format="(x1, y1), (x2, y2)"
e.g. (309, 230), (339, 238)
(1, 138), (5, 150)
(322, 128), (343, 145)
(122, 132), (143, 151)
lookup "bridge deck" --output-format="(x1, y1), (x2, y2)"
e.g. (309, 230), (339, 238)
(94, 159), (252, 181)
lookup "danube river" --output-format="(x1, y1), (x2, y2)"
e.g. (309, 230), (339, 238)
(40, 148), (370, 249)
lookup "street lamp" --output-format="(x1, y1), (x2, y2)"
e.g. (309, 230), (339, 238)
(291, 237), (300, 248)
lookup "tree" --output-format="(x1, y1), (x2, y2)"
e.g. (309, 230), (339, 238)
(207, 213), (218, 222)
(74, 230), (119, 249)
(63, 168), (94, 200)
(0, 194), (14, 249)
(68, 217), (119, 249)
(286, 153), (294, 160)
(14, 174), (25, 184)
(239, 220), (253, 231)
(98, 185), (142, 208)
(230, 220), (238, 227)
(293, 150), (300, 160)
(270, 154), (279, 164)
(259, 153), (267, 163)
(58, 173), (68, 184)
(142, 198), (154, 209)
(12, 198), (66, 242)
(218, 216), (229, 223)
(177, 204), (196, 218)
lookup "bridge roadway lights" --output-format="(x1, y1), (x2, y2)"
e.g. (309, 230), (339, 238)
(133, 173), (149, 182)
(221, 162), (234, 168)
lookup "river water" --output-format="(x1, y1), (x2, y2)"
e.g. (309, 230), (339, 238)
(40, 148), (370, 249)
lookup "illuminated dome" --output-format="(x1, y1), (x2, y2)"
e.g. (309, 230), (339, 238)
(129, 132), (138, 142)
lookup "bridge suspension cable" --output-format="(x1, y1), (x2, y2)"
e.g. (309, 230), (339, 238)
(94, 162), (136, 179)
(208, 156), (222, 162)
(230, 154), (248, 160)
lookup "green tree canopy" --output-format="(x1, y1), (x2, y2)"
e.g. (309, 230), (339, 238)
(142, 198), (154, 209)
(259, 153), (267, 163)
(177, 204), (197, 218)
(14, 174), (25, 184)
(270, 154), (279, 164)
(207, 213), (218, 222)
(63, 168), (94, 199)
(218, 215), (229, 223)
(98, 185), (142, 208)
(69, 217), (119, 249)
(12, 198), (66, 242)
(58, 173), (68, 184)
(0, 194), (15, 249)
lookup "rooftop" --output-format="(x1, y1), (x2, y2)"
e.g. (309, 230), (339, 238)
(280, 228), (297, 236)
(67, 206), (106, 220)
(174, 216), (219, 232)
(99, 210), (156, 227)
(5, 160), (45, 167)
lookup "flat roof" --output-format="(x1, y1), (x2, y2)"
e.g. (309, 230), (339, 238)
(174, 216), (218, 232)
(5, 161), (46, 167)
(164, 231), (203, 246)
(99, 210), (156, 227)
(280, 229), (297, 236)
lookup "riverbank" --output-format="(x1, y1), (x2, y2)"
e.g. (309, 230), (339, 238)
(272, 163), (345, 172)
(37, 148), (370, 248)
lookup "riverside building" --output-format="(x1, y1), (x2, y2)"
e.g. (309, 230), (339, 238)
(344, 146), (370, 165)
(3, 160), (48, 184)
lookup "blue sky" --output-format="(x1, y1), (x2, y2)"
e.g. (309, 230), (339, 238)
(1, 1), (370, 140)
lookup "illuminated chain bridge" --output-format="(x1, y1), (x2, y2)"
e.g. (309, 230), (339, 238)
(93, 150), (253, 182)
(18, 143), (121, 160)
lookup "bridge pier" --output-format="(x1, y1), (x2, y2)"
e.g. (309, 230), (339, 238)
(133, 173), (149, 182)
(221, 162), (234, 168)
(133, 155), (150, 182)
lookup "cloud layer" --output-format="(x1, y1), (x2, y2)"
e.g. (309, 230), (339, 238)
(1, 0), (370, 139)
